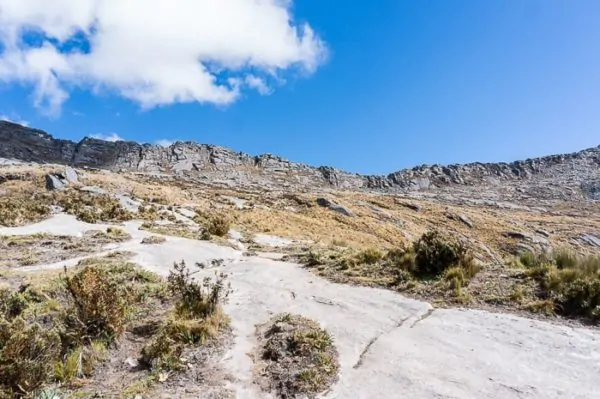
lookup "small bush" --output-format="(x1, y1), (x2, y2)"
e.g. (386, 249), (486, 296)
(63, 266), (128, 343)
(58, 192), (133, 223)
(141, 261), (230, 372)
(356, 248), (383, 265)
(167, 261), (231, 319)
(413, 230), (471, 278)
(519, 249), (600, 322)
(259, 314), (339, 398)
(206, 215), (231, 237)
(0, 318), (61, 395)
(0, 197), (51, 227)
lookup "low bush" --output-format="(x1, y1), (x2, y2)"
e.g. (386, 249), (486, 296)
(0, 196), (51, 227)
(64, 266), (128, 343)
(0, 318), (61, 396)
(412, 230), (473, 278)
(141, 261), (231, 372)
(520, 249), (600, 322)
(259, 313), (339, 398)
(167, 261), (231, 319)
(58, 192), (133, 223)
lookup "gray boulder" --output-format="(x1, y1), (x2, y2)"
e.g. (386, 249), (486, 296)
(45, 174), (66, 190)
(64, 166), (78, 183)
(79, 186), (107, 195)
(316, 197), (355, 217)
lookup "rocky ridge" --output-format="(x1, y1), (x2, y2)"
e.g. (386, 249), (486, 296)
(1, 121), (599, 198)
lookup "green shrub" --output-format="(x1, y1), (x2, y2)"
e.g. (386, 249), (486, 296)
(412, 230), (471, 278)
(519, 249), (600, 322)
(0, 197), (51, 227)
(58, 192), (133, 223)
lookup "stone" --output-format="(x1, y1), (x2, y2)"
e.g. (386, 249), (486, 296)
(64, 166), (78, 183)
(79, 186), (107, 195)
(580, 234), (600, 248)
(45, 174), (66, 190)
(316, 197), (354, 217)
(117, 195), (140, 212)
(399, 202), (422, 212)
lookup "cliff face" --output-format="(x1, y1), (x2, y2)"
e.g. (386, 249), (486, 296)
(1, 120), (599, 194)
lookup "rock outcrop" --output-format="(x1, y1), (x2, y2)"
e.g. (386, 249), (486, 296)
(1, 121), (599, 198)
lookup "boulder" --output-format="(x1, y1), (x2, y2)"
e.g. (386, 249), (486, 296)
(79, 186), (107, 195)
(45, 174), (66, 190)
(316, 197), (354, 217)
(64, 166), (78, 183)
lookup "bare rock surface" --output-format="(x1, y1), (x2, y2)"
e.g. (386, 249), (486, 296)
(1, 214), (598, 399)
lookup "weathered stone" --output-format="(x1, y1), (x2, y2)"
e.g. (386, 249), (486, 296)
(64, 166), (78, 183)
(399, 202), (422, 212)
(79, 186), (107, 195)
(580, 234), (600, 248)
(316, 197), (354, 217)
(45, 174), (66, 190)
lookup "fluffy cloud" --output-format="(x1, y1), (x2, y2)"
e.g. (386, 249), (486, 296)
(155, 139), (174, 147)
(0, 0), (326, 116)
(89, 132), (123, 142)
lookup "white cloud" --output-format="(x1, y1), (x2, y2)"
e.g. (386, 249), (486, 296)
(0, 0), (327, 116)
(245, 75), (273, 95)
(0, 113), (29, 126)
(89, 132), (122, 142)
(155, 139), (174, 147)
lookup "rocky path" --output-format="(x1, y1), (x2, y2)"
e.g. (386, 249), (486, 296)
(1, 215), (599, 399)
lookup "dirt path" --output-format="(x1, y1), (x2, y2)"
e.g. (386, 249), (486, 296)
(1, 214), (599, 399)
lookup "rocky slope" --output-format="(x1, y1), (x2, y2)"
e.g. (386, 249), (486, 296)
(1, 120), (599, 196)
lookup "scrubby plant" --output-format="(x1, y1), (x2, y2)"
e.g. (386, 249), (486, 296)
(412, 230), (473, 278)
(519, 249), (600, 322)
(63, 266), (128, 343)
(58, 192), (133, 223)
(0, 197), (51, 227)
(141, 235), (167, 245)
(167, 261), (231, 319)
(259, 313), (339, 398)
(140, 261), (231, 372)
(0, 318), (61, 396)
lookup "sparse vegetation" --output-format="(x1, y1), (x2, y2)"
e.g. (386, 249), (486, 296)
(58, 191), (134, 223)
(0, 231), (132, 268)
(141, 235), (167, 244)
(140, 261), (231, 372)
(257, 313), (339, 398)
(300, 230), (479, 302)
(519, 249), (600, 322)
(0, 256), (169, 397)
(0, 196), (51, 227)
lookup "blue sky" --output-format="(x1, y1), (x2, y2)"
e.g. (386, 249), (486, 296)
(0, 0), (599, 174)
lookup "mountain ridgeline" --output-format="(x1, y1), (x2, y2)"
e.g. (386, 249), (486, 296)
(1, 120), (599, 195)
